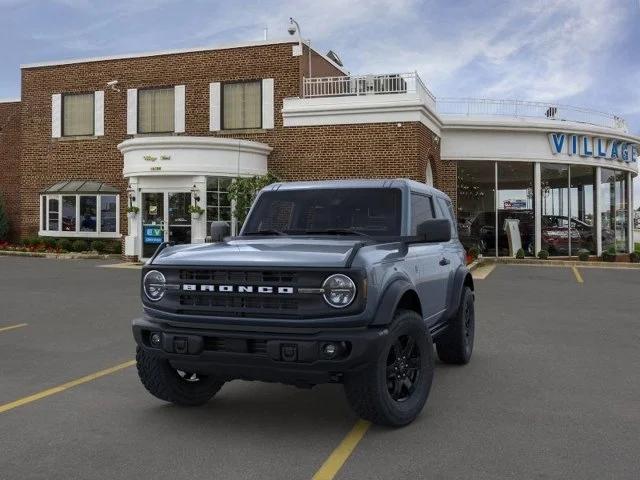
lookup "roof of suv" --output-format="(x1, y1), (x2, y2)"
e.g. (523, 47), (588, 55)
(265, 178), (449, 200)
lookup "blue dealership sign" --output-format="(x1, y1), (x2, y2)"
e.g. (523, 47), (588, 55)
(144, 226), (163, 244)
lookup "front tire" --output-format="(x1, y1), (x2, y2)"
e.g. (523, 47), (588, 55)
(344, 309), (434, 427)
(436, 286), (475, 364)
(136, 347), (224, 406)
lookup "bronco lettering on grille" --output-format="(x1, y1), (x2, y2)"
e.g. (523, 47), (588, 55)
(182, 284), (295, 294)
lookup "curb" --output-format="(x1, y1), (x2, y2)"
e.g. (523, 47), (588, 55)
(0, 250), (119, 260)
(493, 257), (640, 269)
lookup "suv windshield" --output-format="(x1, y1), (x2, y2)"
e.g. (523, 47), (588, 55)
(242, 188), (402, 237)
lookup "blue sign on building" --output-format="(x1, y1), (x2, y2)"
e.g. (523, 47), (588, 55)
(144, 226), (163, 244)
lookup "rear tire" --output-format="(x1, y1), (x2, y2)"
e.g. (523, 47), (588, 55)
(136, 347), (224, 406)
(436, 286), (475, 364)
(344, 309), (434, 427)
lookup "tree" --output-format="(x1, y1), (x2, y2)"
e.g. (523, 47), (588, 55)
(0, 192), (9, 241)
(227, 173), (280, 227)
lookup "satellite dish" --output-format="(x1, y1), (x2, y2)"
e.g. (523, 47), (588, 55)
(326, 50), (343, 67)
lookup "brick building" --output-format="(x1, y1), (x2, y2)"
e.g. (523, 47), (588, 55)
(0, 38), (638, 259)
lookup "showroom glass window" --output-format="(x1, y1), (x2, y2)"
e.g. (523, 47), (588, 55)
(62, 93), (94, 136)
(138, 87), (174, 133)
(457, 161), (496, 256)
(206, 177), (232, 233)
(569, 165), (596, 255)
(40, 194), (118, 236)
(497, 162), (534, 256)
(600, 168), (617, 253)
(222, 81), (261, 130)
(614, 171), (628, 252)
(541, 164), (569, 255)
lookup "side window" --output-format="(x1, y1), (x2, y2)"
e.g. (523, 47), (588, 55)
(437, 197), (458, 239)
(410, 193), (434, 234)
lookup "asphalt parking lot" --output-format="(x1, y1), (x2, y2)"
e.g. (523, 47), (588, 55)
(1, 257), (639, 480)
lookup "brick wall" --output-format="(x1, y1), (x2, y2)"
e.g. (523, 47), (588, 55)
(0, 101), (21, 240)
(16, 42), (445, 241)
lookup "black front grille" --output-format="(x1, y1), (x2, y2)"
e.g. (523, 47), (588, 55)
(147, 267), (365, 319)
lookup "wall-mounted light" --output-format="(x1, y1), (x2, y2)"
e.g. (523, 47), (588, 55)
(432, 134), (440, 145)
(126, 185), (136, 205)
(191, 184), (201, 203)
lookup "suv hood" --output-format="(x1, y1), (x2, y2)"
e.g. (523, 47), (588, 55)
(150, 237), (363, 268)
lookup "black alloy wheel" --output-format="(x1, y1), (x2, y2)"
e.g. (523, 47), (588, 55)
(386, 335), (421, 402)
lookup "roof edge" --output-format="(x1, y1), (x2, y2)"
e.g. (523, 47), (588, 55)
(21, 38), (308, 69)
(0, 98), (21, 103)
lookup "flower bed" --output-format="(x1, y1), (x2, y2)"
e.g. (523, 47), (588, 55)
(0, 237), (121, 255)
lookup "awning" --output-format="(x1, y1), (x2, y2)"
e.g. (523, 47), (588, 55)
(41, 180), (119, 195)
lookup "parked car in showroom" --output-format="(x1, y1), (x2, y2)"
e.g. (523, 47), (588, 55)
(132, 179), (475, 427)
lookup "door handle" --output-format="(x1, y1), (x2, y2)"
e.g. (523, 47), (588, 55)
(439, 257), (450, 266)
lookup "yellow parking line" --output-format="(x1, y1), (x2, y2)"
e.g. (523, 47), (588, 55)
(572, 266), (584, 284)
(0, 323), (28, 334)
(0, 360), (135, 414)
(312, 419), (371, 480)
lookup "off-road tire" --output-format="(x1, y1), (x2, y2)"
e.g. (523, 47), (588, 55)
(136, 347), (224, 406)
(436, 286), (475, 364)
(344, 309), (434, 427)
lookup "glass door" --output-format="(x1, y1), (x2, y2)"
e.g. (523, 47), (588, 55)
(168, 192), (192, 245)
(141, 192), (165, 259)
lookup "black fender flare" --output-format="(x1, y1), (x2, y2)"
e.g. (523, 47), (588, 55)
(444, 265), (474, 321)
(370, 278), (420, 326)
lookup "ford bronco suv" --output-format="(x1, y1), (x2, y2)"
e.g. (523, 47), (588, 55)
(133, 179), (475, 426)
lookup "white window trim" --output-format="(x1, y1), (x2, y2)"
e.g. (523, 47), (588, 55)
(174, 85), (186, 133)
(39, 193), (120, 238)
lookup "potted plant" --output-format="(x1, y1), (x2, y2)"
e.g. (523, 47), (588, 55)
(577, 249), (590, 261)
(465, 246), (479, 264)
(126, 206), (139, 219)
(629, 250), (640, 263)
(188, 204), (205, 219)
(602, 245), (616, 262)
(537, 249), (549, 260)
(515, 248), (525, 259)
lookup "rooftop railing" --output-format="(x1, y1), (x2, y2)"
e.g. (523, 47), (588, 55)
(302, 72), (436, 107)
(436, 98), (628, 132)
(301, 73), (628, 132)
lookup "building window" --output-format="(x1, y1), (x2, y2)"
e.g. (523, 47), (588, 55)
(138, 87), (174, 133)
(457, 161), (496, 256)
(569, 165), (596, 255)
(62, 196), (76, 232)
(206, 177), (232, 233)
(63, 93), (94, 136)
(600, 168), (628, 253)
(40, 193), (119, 237)
(497, 162), (535, 256)
(222, 81), (261, 130)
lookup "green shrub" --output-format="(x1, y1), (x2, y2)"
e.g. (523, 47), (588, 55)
(57, 238), (73, 252)
(71, 239), (88, 252)
(577, 249), (590, 261)
(515, 248), (525, 259)
(40, 237), (58, 249)
(108, 241), (122, 254)
(629, 251), (640, 263)
(537, 249), (549, 260)
(91, 240), (107, 253)
(468, 247), (480, 259)
(21, 235), (39, 247)
(602, 246), (616, 262)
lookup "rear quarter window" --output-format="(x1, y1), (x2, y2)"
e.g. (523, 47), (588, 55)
(410, 193), (434, 234)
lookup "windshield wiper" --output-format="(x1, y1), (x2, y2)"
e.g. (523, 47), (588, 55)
(302, 228), (370, 237)
(243, 229), (287, 236)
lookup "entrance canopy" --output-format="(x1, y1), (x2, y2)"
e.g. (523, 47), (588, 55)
(42, 180), (119, 194)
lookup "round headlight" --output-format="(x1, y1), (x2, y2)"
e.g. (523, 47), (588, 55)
(143, 270), (166, 302)
(322, 274), (356, 308)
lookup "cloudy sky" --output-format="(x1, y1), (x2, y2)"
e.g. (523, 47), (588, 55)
(1, 0), (639, 200)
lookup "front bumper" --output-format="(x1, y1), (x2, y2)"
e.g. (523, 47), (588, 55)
(132, 317), (388, 386)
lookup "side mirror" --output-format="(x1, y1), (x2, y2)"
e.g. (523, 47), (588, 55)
(416, 218), (451, 243)
(210, 221), (230, 242)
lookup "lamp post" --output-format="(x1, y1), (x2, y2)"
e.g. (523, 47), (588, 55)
(288, 17), (312, 85)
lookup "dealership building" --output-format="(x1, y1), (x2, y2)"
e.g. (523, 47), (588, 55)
(0, 38), (637, 260)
